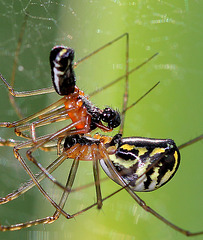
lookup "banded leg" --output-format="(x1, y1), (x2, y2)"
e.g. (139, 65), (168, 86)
(0, 150), (81, 231)
(0, 97), (66, 128)
(0, 153), (68, 205)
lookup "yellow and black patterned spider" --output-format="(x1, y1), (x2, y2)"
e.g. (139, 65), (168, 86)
(0, 33), (202, 236)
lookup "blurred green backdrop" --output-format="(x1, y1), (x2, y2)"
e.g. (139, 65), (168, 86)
(0, 1), (202, 240)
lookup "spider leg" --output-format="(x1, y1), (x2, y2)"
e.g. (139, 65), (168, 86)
(52, 155), (80, 220)
(0, 153), (68, 204)
(11, 146), (71, 219)
(0, 154), (80, 231)
(70, 179), (203, 237)
(2, 123), (87, 214)
(0, 97), (69, 146)
(53, 143), (105, 220)
(88, 52), (158, 97)
(119, 32), (129, 135)
(0, 97), (66, 128)
(15, 106), (70, 134)
(0, 28), (120, 100)
(38, 106), (66, 119)
(0, 72), (54, 98)
(92, 147), (102, 209)
(12, 139), (73, 218)
(11, 121), (89, 192)
(71, 187), (124, 218)
(123, 81), (160, 113)
(75, 33), (129, 67)
(178, 134), (203, 149)
(99, 143), (203, 237)
(0, 216), (56, 231)
(0, 137), (24, 147)
(15, 107), (73, 142)
(0, 136), (58, 152)
(9, 15), (27, 119)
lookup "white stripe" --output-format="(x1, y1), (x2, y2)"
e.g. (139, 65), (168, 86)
(53, 67), (61, 93)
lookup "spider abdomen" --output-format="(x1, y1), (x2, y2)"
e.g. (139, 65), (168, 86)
(100, 137), (180, 192)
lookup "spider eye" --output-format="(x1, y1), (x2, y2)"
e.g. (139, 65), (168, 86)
(101, 108), (121, 129)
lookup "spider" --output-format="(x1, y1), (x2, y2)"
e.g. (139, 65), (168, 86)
(0, 32), (158, 196)
(0, 34), (133, 216)
(0, 132), (202, 235)
(0, 32), (156, 220)
(0, 33), (202, 236)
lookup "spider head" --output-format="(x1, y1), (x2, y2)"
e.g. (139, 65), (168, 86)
(101, 107), (121, 129)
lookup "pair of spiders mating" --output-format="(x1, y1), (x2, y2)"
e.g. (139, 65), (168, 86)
(0, 33), (202, 236)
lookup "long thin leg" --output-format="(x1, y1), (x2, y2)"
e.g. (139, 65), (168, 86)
(38, 106), (66, 119)
(8, 120), (90, 194)
(0, 73), (55, 97)
(119, 33), (129, 135)
(75, 33), (129, 67)
(0, 137), (23, 147)
(2, 118), (92, 200)
(52, 155), (80, 219)
(23, 120), (90, 157)
(93, 156), (102, 209)
(1, 136), (202, 232)
(52, 145), (103, 221)
(0, 153), (68, 204)
(0, 149), (81, 231)
(9, 15), (27, 118)
(3, 133), (198, 210)
(178, 134), (203, 149)
(70, 181), (203, 237)
(0, 97), (66, 128)
(15, 108), (72, 141)
(89, 52), (158, 97)
(1, 34), (129, 103)
(0, 216), (56, 231)
(16, 108), (69, 133)
(2, 125), (84, 214)
(99, 144), (203, 237)
(11, 147), (71, 219)
(123, 81), (160, 113)
(0, 33), (134, 100)
(0, 137), (57, 151)
(1, 100), (71, 149)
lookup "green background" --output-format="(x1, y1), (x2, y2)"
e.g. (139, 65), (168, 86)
(0, 1), (202, 240)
